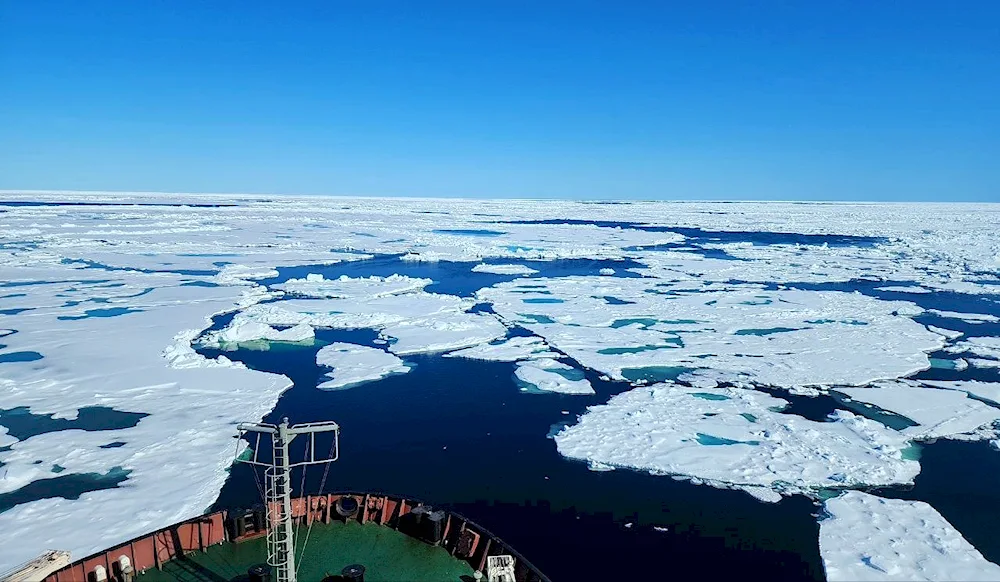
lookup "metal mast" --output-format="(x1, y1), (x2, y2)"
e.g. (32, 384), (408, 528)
(236, 417), (340, 582)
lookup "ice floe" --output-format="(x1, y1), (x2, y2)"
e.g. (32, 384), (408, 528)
(820, 491), (1000, 581)
(929, 310), (1000, 323)
(277, 273), (431, 299)
(445, 335), (558, 361)
(480, 277), (943, 387)
(380, 312), (508, 355)
(315, 343), (411, 389)
(215, 264), (279, 286)
(969, 358), (1000, 369)
(515, 358), (595, 394)
(202, 318), (315, 346)
(920, 380), (1000, 407)
(471, 263), (539, 275)
(927, 325), (963, 340)
(945, 337), (1000, 360)
(554, 383), (919, 496)
(838, 383), (1000, 439)
(0, 278), (290, 565)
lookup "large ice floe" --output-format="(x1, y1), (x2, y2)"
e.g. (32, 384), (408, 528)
(820, 491), (1000, 581)
(478, 278), (943, 387)
(554, 383), (919, 496)
(0, 275), (290, 565)
(2, 191), (1000, 570)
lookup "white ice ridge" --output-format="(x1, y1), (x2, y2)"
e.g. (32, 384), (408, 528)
(478, 277), (942, 387)
(515, 359), (595, 395)
(471, 263), (539, 275)
(277, 273), (431, 298)
(214, 263), (279, 286)
(315, 343), (411, 390)
(202, 317), (315, 346)
(445, 335), (558, 361)
(554, 384), (919, 496)
(838, 383), (1000, 440)
(820, 491), (1000, 581)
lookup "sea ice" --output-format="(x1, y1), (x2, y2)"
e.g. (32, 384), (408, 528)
(203, 317), (314, 346)
(945, 337), (1000, 360)
(315, 343), (411, 389)
(0, 279), (291, 565)
(479, 277), (943, 387)
(920, 380), (1000, 407)
(277, 273), (431, 299)
(471, 263), (539, 275)
(929, 310), (1000, 323)
(381, 312), (508, 355)
(820, 491), (1000, 581)
(514, 359), (595, 395)
(838, 384), (1000, 439)
(228, 273), (509, 355)
(927, 325), (963, 340)
(554, 383), (918, 496)
(3, 191), (1000, 568)
(444, 335), (558, 361)
(215, 264), (279, 286)
(969, 358), (1000, 369)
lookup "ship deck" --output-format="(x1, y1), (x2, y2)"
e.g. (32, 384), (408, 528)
(139, 519), (475, 582)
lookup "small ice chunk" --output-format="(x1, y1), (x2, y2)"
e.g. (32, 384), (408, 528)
(316, 343), (411, 389)
(599, 268), (615, 276)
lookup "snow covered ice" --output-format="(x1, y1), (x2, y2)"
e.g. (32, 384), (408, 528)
(2, 191), (1000, 572)
(515, 358), (595, 395)
(820, 491), (1000, 581)
(316, 342), (411, 390)
(554, 383), (919, 495)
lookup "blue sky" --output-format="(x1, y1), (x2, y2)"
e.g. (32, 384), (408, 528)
(1, 1), (998, 201)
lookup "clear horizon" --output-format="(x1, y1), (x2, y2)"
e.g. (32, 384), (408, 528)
(2, 2), (998, 202)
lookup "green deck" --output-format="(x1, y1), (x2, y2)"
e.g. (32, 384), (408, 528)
(138, 521), (475, 582)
